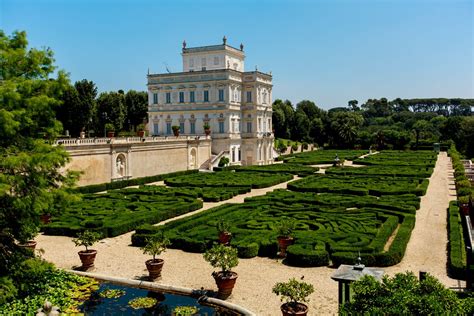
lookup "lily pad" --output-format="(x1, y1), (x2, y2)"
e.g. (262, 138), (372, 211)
(174, 305), (199, 315)
(99, 289), (126, 299)
(128, 297), (157, 309)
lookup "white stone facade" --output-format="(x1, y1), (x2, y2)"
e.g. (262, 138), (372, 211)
(147, 38), (274, 166)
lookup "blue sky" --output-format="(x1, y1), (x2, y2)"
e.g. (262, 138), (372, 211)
(1, 0), (472, 109)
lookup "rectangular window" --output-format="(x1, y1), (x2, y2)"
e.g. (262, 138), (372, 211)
(153, 93), (158, 104)
(179, 91), (184, 103)
(218, 89), (224, 102)
(190, 121), (195, 134)
(219, 121), (224, 133)
(180, 122), (185, 134)
(231, 148), (235, 162)
(214, 56), (219, 65)
(258, 118), (262, 131)
(238, 148), (241, 161)
(204, 90), (209, 102)
(153, 123), (159, 135)
(246, 91), (252, 103)
(247, 122), (252, 133)
(201, 58), (206, 66)
(166, 92), (171, 104)
(166, 122), (171, 135)
(190, 91), (195, 103)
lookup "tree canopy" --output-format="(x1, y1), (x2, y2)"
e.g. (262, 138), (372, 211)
(0, 30), (78, 272)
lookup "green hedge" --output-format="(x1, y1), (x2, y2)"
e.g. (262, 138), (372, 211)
(278, 149), (367, 165)
(165, 171), (293, 189)
(233, 163), (318, 177)
(326, 165), (433, 178)
(75, 169), (198, 194)
(131, 189), (418, 267)
(286, 242), (329, 267)
(288, 174), (429, 197)
(331, 215), (415, 267)
(354, 150), (437, 167)
(43, 186), (203, 237)
(448, 201), (467, 279)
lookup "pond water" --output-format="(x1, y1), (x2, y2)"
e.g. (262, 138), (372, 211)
(80, 283), (217, 315)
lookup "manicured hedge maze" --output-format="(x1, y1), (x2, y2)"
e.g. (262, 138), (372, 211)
(132, 189), (419, 267)
(353, 150), (437, 167)
(288, 174), (429, 196)
(325, 165), (433, 178)
(164, 171), (293, 189)
(43, 186), (203, 237)
(231, 163), (318, 177)
(279, 149), (368, 165)
(132, 150), (436, 267)
(140, 185), (251, 202)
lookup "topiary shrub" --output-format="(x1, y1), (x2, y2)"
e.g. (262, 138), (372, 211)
(286, 244), (329, 267)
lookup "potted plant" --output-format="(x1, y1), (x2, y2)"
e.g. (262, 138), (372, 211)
(17, 226), (39, 251)
(40, 210), (53, 225)
(141, 235), (170, 280)
(137, 123), (146, 138)
(272, 277), (315, 316)
(203, 243), (239, 299)
(216, 219), (232, 245)
(105, 123), (115, 138)
(276, 220), (297, 258)
(72, 230), (101, 269)
(203, 123), (211, 136)
(459, 196), (470, 215)
(172, 125), (180, 137)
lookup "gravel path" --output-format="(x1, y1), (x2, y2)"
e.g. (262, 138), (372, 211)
(36, 152), (460, 315)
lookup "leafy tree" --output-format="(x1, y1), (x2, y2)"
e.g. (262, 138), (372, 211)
(56, 79), (97, 137)
(272, 107), (286, 138)
(273, 99), (295, 139)
(459, 116), (474, 158)
(292, 110), (311, 141)
(74, 80), (98, 133)
(56, 84), (81, 136)
(348, 100), (359, 111)
(412, 119), (432, 148)
(0, 30), (78, 273)
(97, 91), (126, 134)
(342, 272), (472, 315)
(125, 90), (148, 131)
(362, 98), (393, 118)
(328, 112), (364, 148)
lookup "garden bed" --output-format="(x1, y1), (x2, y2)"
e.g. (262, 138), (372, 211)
(43, 186), (203, 237)
(164, 171), (293, 189)
(278, 149), (368, 165)
(132, 190), (420, 267)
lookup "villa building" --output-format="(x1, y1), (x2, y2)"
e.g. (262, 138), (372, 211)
(147, 37), (274, 166)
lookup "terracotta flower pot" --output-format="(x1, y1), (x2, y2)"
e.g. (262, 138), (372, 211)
(204, 128), (211, 136)
(218, 231), (232, 245)
(40, 213), (51, 224)
(212, 271), (238, 299)
(280, 302), (309, 316)
(18, 240), (37, 251)
(107, 131), (115, 138)
(460, 204), (470, 216)
(137, 130), (145, 137)
(277, 236), (294, 258)
(146, 258), (164, 280)
(78, 249), (97, 269)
